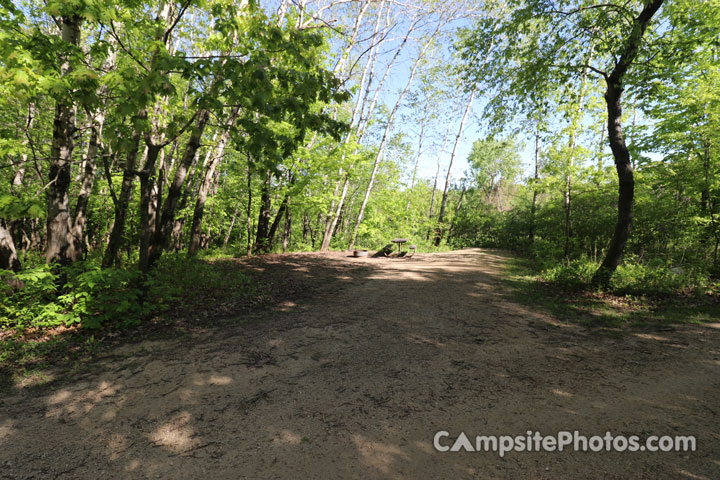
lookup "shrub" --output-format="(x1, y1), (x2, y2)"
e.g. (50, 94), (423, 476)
(61, 266), (146, 329)
(611, 262), (709, 295)
(1, 262), (147, 331)
(541, 259), (597, 289)
(540, 258), (712, 295)
(0, 264), (60, 329)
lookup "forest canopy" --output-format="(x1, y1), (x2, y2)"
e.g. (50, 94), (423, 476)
(1, 0), (719, 330)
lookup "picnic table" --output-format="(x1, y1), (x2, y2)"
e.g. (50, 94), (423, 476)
(391, 238), (408, 254)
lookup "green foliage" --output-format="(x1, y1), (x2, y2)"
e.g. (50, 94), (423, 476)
(0, 253), (254, 333)
(0, 194), (44, 220)
(467, 136), (523, 206)
(0, 262), (146, 330)
(504, 254), (720, 329)
(541, 258), (712, 296)
(541, 259), (601, 289)
(145, 253), (253, 310)
(62, 266), (145, 329)
(0, 264), (58, 327)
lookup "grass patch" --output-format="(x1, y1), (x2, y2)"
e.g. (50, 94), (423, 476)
(503, 255), (720, 329)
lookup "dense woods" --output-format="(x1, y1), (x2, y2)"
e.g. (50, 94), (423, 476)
(1, 0), (719, 330)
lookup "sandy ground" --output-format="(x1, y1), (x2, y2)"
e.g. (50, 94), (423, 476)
(1, 248), (719, 479)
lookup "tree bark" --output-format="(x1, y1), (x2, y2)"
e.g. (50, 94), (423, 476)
(428, 104), (459, 222)
(320, 2), (422, 251)
(46, 15), (82, 267)
(529, 125), (541, 243)
(282, 200), (292, 253)
(406, 99), (431, 212)
(102, 132), (143, 267)
(349, 26), (442, 250)
(446, 185), (467, 243)
(224, 206), (240, 247)
(246, 161), (253, 256)
(592, 0), (665, 286)
(69, 48), (116, 261)
(254, 169), (273, 254)
(701, 139), (711, 213)
(188, 108), (239, 256)
(0, 220), (21, 272)
(267, 194), (289, 251)
(138, 143), (164, 272)
(143, 109), (210, 271)
(434, 89), (475, 246)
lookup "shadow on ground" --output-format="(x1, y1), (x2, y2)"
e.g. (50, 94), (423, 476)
(1, 249), (719, 479)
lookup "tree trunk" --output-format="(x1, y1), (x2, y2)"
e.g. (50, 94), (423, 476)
(282, 201), (292, 253)
(349, 27), (441, 250)
(446, 185), (467, 243)
(246, 161), (253, 256)
(434, 89), (475, 246)
(138, 143), (164, 272)
(69, 112), (103, 261)
(593, 82), (634, 285)
(321, 175), (350, 251)
(224, 206), (240, 247)
(592, 0), (665, 286)
(406, 102), (430, 212)
(0, 220), (21, 272)
(188, 108), (239, 256)
(254, 169), (273, 254)
(46, 15), (82, 267)
(429, 102), (461, 223)
(267, 194), (289, 251)
(701, 139), (711, 213)
(144, 109), (210, 271)
(529, 126), (541, 243)
(102, 138), (139, 267)
(69, 48), (116, 262)
(321, 4), (426, 251)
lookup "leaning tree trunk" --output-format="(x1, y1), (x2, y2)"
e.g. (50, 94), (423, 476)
(0, 220), (21, 272)
(103, 131), (142, 267)
(349, 24), (442, 250)
(446, 184), (467, 244)
(144, 109), (210, 271)
(282, 200), (292, 253)
(223, 206), (240, 247)
(246, 160), (253, 256)
(46, 15), (82, 267)
(434, 89), (475, 246)
(69, 116), (102, 262)
(319, 5), (389, 252)
(253, 169), (273, 254)
(320, 4), (422, 251)
(406, 100), (431, 212)
(529, 125), (541, 243)
(433, 23), (496, 245)
(267, 194), (289, 251)
(428, 104), (459, 222)
(188, 107), (239, 256)
(592, 0), (665, 286)
(69, 48), (116, 261)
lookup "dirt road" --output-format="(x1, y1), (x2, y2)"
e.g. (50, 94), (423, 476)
(1, 249), (719, 479)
